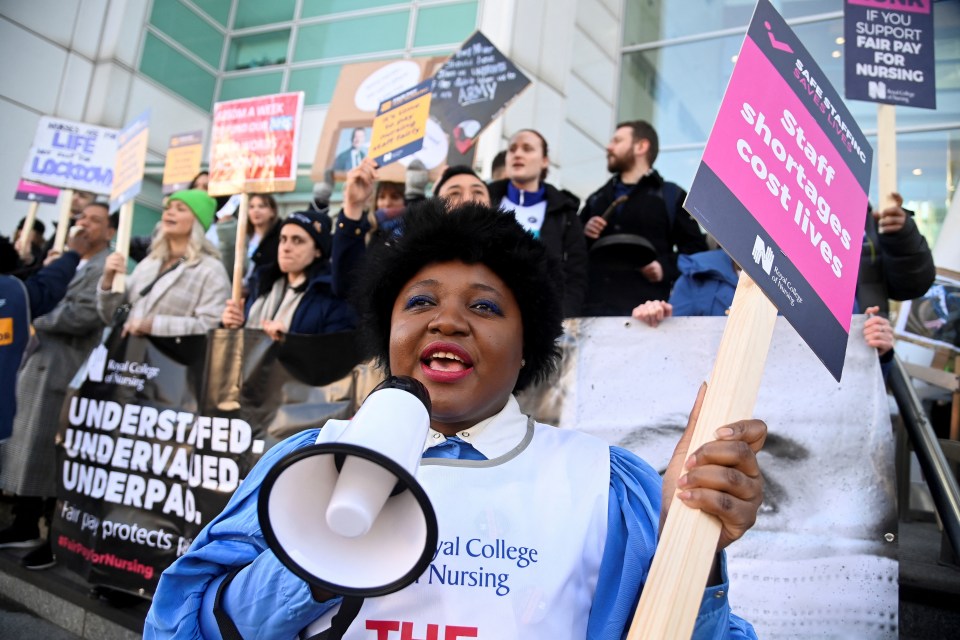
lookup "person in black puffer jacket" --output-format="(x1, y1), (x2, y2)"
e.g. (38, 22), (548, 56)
(222, 210), (356, 339)
(487, 129), (588, 318)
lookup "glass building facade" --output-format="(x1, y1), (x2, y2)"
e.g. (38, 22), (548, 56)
(139, 0), (478, 110)
(617, 0), (959, 246)
(131, 0), (478, 206)
(2, 0), (955, 246)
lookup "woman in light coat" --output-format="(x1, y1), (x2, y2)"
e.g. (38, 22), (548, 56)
(98, 189), (230, 336)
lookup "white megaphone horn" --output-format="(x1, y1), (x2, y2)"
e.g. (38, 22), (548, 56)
(258, 376), (438, 597)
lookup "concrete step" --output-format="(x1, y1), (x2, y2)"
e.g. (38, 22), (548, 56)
(898, 518), (960, 639)
(0, 549), (146, 640)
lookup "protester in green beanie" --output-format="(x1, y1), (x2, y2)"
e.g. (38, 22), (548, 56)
(96, 187), (230, 338)
(167, 189), (217, 231)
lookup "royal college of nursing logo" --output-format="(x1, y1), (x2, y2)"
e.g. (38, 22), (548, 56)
(84, 345), (160, 391)
(752, 235), (775, 275)
(86, 344), (108, 382)
(868, 81), (887, 100)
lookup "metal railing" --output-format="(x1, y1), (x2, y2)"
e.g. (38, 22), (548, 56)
(888, 354), (960, 556)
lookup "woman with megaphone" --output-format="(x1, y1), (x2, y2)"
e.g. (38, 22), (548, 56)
(145, 200), (764, 639)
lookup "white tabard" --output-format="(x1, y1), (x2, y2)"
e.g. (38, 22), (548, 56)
(308, 403), (611, 639)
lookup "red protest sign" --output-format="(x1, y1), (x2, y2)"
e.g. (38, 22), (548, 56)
(208, 92), (304, 197)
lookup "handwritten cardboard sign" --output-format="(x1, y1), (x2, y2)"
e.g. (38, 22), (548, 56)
(367, 80), (432, 167)
(109, 110), (151, 213)
(844, 0), (936, 109)
(21, 117), (119, 195)
(430, 31), (530, 163)
(208, 92), (304, 197)
(162, 130), (204, 195)
(685, 0), (872, 381)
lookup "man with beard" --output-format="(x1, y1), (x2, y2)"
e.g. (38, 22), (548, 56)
(580, 121), (707, 316)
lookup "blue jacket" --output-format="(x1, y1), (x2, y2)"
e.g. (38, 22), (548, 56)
(145, 428), (756, 639)
(245, 265), (357, 335)
(669, 250), (738, 317)
(1, 251), (80, 440)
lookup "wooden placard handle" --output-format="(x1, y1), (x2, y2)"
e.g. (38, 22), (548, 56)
(877, 104), (897, 211)
(18, 201), (40, 262)
(111, 201), (135, 294)
(628, 271), (778, 639)
(232, 193), (249, 304)
(52, 188), (74, 253)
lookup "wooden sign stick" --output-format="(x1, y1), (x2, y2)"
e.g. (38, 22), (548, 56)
(111, 201), (134, 293)
(232, 193), (250, 304)
(877, 104), (897, 211)
(52, 188), (74, 253)
(629, 270), (778, 639)
(18, 201), (40, 262)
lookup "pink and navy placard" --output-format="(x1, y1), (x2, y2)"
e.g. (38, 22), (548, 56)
(844, 0), (936, 109)
(15, 179), (60, 204)
(685, 0), (872, 381)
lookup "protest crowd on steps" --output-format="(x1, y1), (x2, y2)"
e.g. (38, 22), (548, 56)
(5, 0), (960, 635)
(0, 71), (951, 640)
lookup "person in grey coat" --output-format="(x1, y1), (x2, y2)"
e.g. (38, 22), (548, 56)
(0, 202), (117, 569)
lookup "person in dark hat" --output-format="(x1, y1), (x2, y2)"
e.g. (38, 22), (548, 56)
(221, 210), (356, 339)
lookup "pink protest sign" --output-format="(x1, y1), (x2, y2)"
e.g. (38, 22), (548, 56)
(208, 92), (304, 197)
(685, 0), (872, 381)
(15, 179), (60, 204)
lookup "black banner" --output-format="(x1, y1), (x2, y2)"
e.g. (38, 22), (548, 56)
(52, 328), (365, 596)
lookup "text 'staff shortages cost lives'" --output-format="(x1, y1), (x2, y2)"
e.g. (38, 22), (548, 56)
(685, 0), (872, 381)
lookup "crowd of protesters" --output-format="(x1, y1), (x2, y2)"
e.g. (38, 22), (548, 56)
(0, 119), (938, 602)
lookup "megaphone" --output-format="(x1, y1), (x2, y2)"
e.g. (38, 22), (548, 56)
(258, 376), (438, 597)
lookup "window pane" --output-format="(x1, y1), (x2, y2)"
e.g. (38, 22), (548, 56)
(149, 0), (223, 68)
(132, 202), (162, 238)
(624, 0), (840, 46)
(619, 37), (741, 144)
(414, 2), (477, 48)
(867, 130), (957, 246)
(234, 0), (296, 28)
(294, 12), (409, 61)
(301, 0), (407, 19)
(619, 16), (960, 145)
(140, 33), (217, 110)
(654, 148), (708, 194)
(219, 72), (284, 101)
(227, 29), (291, 70)
(192, 0), (231, 26)
(288, 65), (343, 105)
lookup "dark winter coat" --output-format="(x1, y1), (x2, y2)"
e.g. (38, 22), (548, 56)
(487, 179), (589, 318)
(579, 170), (707, 316)
(245, 264), (357, 336)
